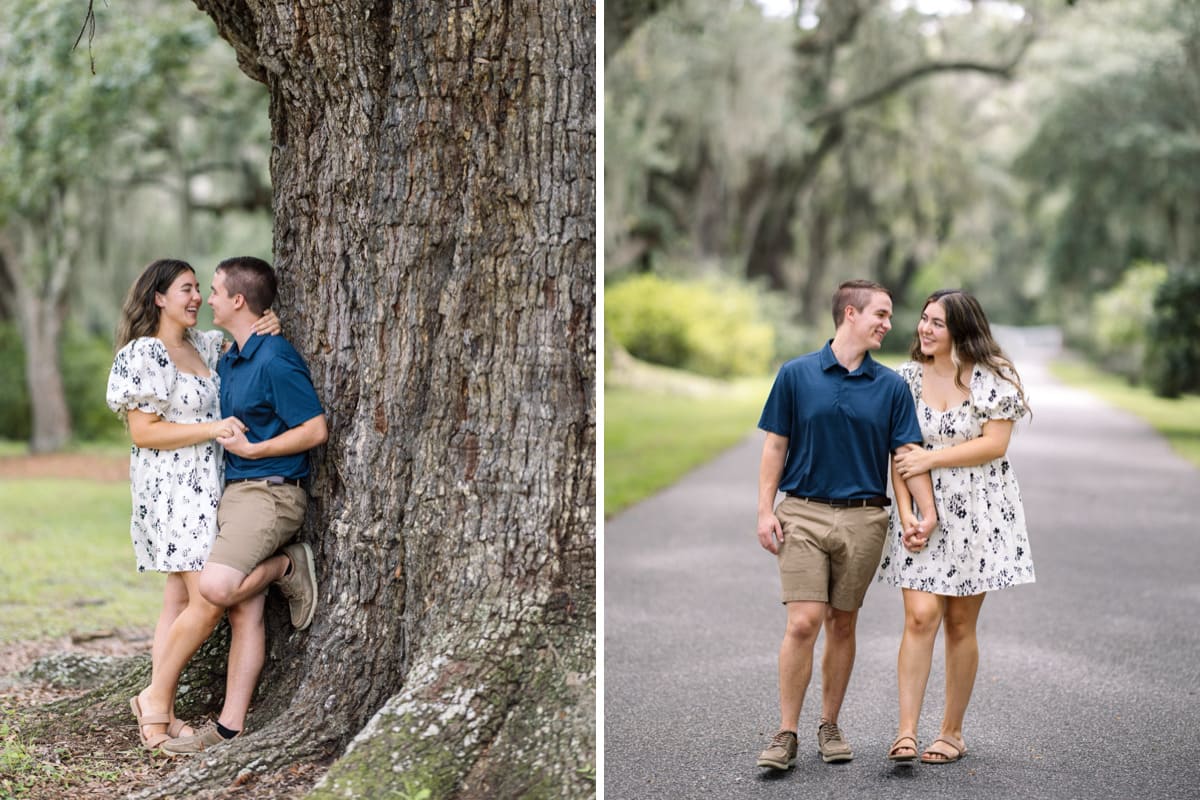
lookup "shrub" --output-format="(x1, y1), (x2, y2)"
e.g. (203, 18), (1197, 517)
(1089, 262), (1167, 382)
(1146, 267), (1200, 398)
(0, 324), (32, 440)
(604, 274), (775, 378)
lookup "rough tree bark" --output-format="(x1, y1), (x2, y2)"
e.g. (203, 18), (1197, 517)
(116, 0), (595, 797)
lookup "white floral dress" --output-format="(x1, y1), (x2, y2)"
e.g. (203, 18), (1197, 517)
(877, 362), (1036, 596)
(106, 329), (226, 573)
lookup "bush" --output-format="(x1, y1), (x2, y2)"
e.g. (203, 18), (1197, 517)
(1146, 266), (1200, 398)
(63, 327), (126, 441)
(604, 274), (775, 378)
(0, 324), (32, 440)
(1089, 261), (1167, 382)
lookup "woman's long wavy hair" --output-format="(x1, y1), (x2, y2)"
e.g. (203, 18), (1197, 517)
(909, 289), (1028, 412)
(114, 259), (195, 352)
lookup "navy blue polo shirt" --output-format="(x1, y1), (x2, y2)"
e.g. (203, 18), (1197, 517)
(218, 334), (325, 481)
(758, 341), (923, 498)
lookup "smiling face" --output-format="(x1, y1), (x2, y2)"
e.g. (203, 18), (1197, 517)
(850, 290), (894, 351)
(207, 269), (236, 329)
(154, 269), (202, 330)
(916, 299), (952, 359)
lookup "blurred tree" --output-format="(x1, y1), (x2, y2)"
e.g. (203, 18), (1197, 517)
(606, 0), (1038, 328)
(0, 0), (271, 448)
(0, 1), (208, 451)
(1015, 0), (1198, 296)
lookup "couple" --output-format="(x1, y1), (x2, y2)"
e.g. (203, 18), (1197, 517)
(105, 256), (327, 755)
(755, 280), (1035, 769)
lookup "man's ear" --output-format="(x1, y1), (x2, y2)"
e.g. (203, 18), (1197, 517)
(231, 293), (246, 310)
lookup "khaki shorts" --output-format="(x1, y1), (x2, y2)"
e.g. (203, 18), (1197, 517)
(208, 481), (308, 574)
(775, 496), (890, 611)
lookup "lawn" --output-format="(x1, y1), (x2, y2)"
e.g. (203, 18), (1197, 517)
(604, 377), (772, 516)
(0, 478), (162, 643)
(1049, 358), (1200, 467)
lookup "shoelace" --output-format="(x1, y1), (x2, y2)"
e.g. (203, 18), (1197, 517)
(770, 730), (796, 748)
(818, 722), (843, 745)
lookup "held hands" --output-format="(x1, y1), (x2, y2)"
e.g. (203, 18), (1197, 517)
(210, 416), (247, 440)
(216, 426), (256, 458)
(901, 514), (937, 552)
(252, 308), (282, 336)
(757, 513), (783, 555)
(893, 447), (934, 480)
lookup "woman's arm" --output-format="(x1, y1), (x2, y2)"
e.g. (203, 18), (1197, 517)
(894, 419), (1014, 479)
(127, 409), (245, 450)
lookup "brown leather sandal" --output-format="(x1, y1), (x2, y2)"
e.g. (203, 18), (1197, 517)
(920, 737), (967, 764)
(130, 696), (173, 751)
(887, 735), (918, 763)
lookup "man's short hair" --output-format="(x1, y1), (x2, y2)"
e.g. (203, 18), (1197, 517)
(832, 280), (891, 327)
(216, 256), (277, 315)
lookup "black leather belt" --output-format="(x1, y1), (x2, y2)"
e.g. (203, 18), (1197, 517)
(788, 494), (890, 508)
(227, 476), (303, 487)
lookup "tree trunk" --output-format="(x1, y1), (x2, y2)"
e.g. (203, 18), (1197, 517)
(0, 227), (73, 453)
(123, 1), (596, 797)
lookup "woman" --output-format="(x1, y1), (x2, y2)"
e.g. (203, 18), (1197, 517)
(106, 258), (276, 752)
(878, 289), (1035, 765)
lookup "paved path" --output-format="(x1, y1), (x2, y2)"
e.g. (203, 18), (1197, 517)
(603, 339), (1200, 800)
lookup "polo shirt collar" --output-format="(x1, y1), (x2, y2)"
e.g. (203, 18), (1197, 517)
(227, 332), (267, 362)
(819, 340), (879, 379)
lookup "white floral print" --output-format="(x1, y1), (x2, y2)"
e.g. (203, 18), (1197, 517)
(106, 329), (226, 573)
(878, 361), (1036, 596)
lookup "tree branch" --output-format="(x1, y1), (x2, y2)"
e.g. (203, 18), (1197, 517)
(190, 0), (268, 83)
(805, 31), (1036, 126)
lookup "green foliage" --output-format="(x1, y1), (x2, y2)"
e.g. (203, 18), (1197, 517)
(1015, 0), (1199, 294)
(0, 325), (33, 440)
(1146, 267), (1200, 398)
(1087, 261), (1167, 381)
(62, 328), (126, 441)
(0, 324), (126, 441)
(604, 274), (774, 378)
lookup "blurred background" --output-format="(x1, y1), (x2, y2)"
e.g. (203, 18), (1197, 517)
(0, 0), (271, 453)
(603, 0), (1200, 514)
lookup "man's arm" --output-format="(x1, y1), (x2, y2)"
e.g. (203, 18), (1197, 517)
(217, 414), (328, 459)
(756, 432), (788, 555)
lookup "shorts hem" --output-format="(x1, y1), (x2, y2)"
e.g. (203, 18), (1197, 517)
(780, 592), (828, 605)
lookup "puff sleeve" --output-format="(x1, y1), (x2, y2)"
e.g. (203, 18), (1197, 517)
(974, 366), (1027, 423)
(106, 338), (175, 419)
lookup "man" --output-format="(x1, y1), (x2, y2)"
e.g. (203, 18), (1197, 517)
(162, 256), (327, 755)
(755, 279), (936, 770)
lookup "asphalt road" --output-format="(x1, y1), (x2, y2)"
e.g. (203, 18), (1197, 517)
(603, 342), (1200, 800)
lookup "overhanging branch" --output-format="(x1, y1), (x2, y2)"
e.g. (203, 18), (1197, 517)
(805, 31), (1037, 126)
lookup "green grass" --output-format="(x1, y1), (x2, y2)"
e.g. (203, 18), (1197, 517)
(0, 480), (163, 644)
(1050, 358), (1200, 467)
(604, 377), (772, 516)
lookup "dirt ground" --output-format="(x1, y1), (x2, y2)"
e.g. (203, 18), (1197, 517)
(0, 451), (130, 482)
(0, 453), (329, 799)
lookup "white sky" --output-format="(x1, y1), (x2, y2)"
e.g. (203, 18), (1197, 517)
(755, 0), (995, 22)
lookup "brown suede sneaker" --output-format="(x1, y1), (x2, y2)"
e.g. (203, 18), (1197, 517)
(160, 723), (238, 756)
(757, 730), (798, 770)
(276, 542), (317, 630)
(817, 719), (853, 763)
